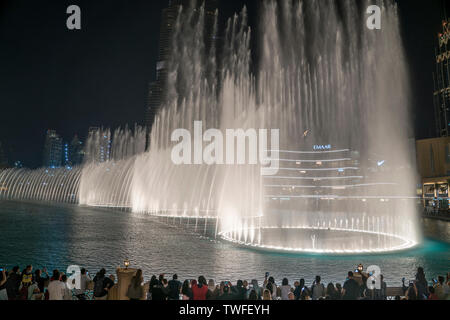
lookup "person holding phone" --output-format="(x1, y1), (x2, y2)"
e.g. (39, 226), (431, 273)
(354, 264), (368, 289)
(428, 286), (439, 300)
(218, 283), (233, 300)
(293, 279), (306, 300)
(248, 279), (261, 300)
(405, 281), (418, 300)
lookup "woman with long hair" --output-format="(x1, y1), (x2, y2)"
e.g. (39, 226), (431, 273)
(262, 289), (272, 300)
(248, 290), (258, 300)
(266, 282), (273, 297)
(293, 278), (305, 300)
(265, 276), (278, 300)
(326, 283), (340, 300)
(126, 269), (143, 301)
(207, 279), (219, 300)
(415, 267), (429, 299)
(406, 282), (418, 300)
(192, 276), (209, 300)
(181, 280), (193, 300)
(335, 283), (343, 299)
(280, 278), (292, 300)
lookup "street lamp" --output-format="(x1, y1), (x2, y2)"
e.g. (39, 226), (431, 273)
(124, 259), (130, 269)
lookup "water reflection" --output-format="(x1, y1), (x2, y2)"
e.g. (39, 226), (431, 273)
(0, 201), (448, 287)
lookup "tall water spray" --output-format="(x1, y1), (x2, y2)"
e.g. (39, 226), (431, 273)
(0, 0), (420, 254)
(132, 0), (420, 253)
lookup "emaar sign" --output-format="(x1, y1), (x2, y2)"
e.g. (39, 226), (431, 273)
(313, 145), (332, 151)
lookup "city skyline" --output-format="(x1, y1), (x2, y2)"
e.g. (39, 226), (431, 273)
(0, 0), (448, 168)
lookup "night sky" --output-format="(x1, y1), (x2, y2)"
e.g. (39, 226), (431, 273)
(0, 0), (448, 168)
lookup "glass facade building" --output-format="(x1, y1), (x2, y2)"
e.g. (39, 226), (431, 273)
(433, 18), (450, 137)
(145, 0), (219, 147)
(42, 130), (63, 168)
(0, 141), (7, 168)
(69, 135), (84, 166)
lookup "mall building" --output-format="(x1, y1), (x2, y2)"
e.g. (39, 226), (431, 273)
(416, 137), (450, 210)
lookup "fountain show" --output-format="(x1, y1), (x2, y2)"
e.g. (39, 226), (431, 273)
(0, 0), (448, 309)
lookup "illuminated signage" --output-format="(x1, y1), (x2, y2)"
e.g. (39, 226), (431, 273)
(313, 145), (332, 151)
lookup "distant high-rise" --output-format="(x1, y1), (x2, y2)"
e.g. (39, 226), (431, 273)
(0, 141), (7, 169)
(145, 0), (219, 146)
(43, 130), (63, 168)
(69, 135), (85, 166)
(14, 161), (23, 169)
(433, 15), (450, 137)
(63, 142), (70, 166)
(84, 127), (111, 164)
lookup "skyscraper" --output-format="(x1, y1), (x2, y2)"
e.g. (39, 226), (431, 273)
(145, 0), (219, 146)
(42, 130), (63, 168)
(64, 142), (70, 166)
(433, 15), (450, 137)
(84, 127), (111, 164)
(69, 135), (85, 166)
(0, 141), (7, 169)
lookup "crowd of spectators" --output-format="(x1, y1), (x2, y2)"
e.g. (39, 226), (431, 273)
(0, 264), (448, 301)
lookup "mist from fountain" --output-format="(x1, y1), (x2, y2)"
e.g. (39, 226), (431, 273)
(79, 125), (146, 208)
(0, 166), (81, 204)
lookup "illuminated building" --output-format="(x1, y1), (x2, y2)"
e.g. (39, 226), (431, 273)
(434, 17), (450, 136)
(42, 130), (63, 168)
(85, 127), (111, 164)
(145, 0), (219, 147)
(0, 141), (7, 169)
(416, 137), (450, 210)
(69, 135), (85, 166)
(64, 143), (69, 166)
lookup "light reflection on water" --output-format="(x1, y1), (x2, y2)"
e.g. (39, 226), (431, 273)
(0, 201), (448, 287)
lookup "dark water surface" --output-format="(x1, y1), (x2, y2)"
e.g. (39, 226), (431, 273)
(0, 201), (448, 287)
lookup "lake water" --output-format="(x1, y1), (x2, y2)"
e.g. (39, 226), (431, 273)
(0, 201), (448, 287)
